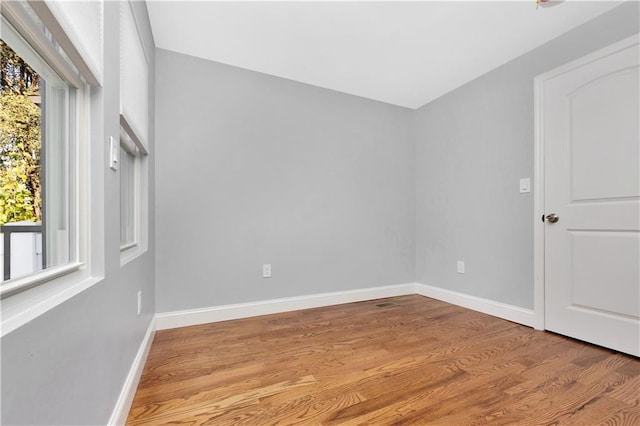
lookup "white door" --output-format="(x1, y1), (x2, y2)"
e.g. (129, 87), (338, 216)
(541, 35), (640, 356)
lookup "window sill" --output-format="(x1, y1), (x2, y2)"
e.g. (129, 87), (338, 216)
(1, 266), (103, 337)
(0, 262), (83, 299)
(120, 242), (146, 267)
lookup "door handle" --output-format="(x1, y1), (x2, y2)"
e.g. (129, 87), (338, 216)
(545, 213), (560, 223)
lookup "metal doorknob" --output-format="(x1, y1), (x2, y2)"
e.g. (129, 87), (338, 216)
(545, 213), (560, 223)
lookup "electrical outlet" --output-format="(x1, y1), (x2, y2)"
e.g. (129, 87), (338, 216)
(457, 261), (465, 274)
(137, 291), (142, 316)
(263, 264), (272, 278)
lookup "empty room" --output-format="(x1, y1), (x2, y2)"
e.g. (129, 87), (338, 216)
(1, 0), (639, 424)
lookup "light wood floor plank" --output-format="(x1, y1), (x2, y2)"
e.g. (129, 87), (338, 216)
(127, 295), (640, 425)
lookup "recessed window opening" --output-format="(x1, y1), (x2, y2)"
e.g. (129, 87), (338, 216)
(0, 10), (84, 297)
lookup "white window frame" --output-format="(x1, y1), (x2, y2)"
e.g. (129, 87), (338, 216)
(118, 119), (149, 266)
(0, 2), (103, 337)
(119, 0), (150, 266)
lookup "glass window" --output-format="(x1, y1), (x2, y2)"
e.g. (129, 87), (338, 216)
(1, 27), (76, 287)
(120, 129), (138, 250)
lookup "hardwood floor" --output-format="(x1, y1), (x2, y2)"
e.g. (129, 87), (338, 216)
(127, 295), (640, 425)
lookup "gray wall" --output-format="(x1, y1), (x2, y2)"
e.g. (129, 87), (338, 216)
(414, 2), (640, 309)
(155, 50), (415, 313)
(2, 3), (637, 424)
(1, 2), (156, 425)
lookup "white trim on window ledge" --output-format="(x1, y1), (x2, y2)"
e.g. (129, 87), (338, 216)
(0, 262), (83, 299)
(120, 243), (145, 267)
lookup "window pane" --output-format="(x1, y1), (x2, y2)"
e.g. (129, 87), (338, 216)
(43, 84), (70, 269)
(120, 144), (136, 248)
(0, 37), (72, 283)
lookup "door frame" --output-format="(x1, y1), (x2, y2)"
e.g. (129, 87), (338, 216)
(532, 33), (640, 332)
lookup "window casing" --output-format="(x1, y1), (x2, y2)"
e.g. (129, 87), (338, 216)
(1, 16), (82, 297)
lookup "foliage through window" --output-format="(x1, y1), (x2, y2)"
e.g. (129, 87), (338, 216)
(1, 23), (75, 287)
(0, 40), (42, 226)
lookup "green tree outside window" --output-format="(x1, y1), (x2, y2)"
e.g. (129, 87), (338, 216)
(0, 39), (42, 226)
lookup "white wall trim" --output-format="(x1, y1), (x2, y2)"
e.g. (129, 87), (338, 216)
(155, 283), (416, 330)
(532, 72), (547, 331)
(154, 283), (539, 331)
(108, 317), (156, 426)
(415, 283), (537, 328)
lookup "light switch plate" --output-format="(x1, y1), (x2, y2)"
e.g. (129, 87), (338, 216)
(519, 178), (531, 193)
(109, 136), (118, 171)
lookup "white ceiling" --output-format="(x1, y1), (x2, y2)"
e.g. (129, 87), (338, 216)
(147, 1), (623, 109)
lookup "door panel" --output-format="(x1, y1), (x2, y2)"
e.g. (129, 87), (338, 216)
(571, 231), (639, 318)
(543, 36), (640, 356)
(570, 68), (640, 200)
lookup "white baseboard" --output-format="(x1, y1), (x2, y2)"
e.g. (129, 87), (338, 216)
(155, 282), (536, 331)
(108, 317), (156, 426)
(155, 283), (416, 330)
(414, 283), (536, 327)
